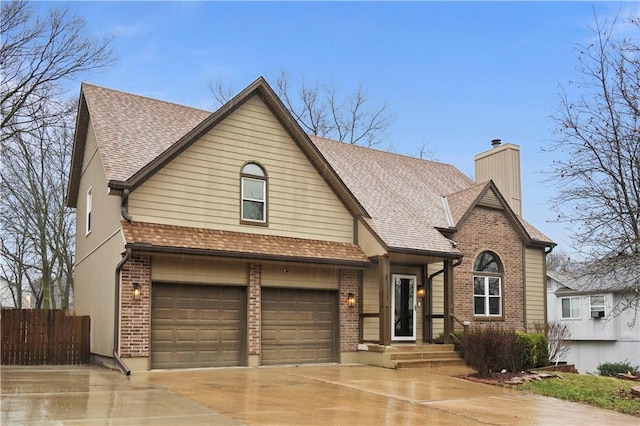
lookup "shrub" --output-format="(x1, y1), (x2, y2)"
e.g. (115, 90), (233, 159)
(597, 361), (640, 377)
(461, 326), (550, 375)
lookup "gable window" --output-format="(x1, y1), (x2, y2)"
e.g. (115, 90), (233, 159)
(241, 162), (267, 223)
(473, 251), (502, 316)
(590, 295), (605, 319)
(86, 187), (93, 235)
(560, 297), (581, 319)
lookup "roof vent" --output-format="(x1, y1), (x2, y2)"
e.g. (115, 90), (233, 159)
(491, 139), (502, 148)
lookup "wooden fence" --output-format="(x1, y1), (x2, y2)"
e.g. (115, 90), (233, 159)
(1, 309), (90, 365)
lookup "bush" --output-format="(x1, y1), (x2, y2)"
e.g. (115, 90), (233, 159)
(461, 326), (549, 376)
(517, 332), (549, 369)
(597, 361), (640, 377)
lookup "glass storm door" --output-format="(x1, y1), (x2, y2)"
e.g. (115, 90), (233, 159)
(391, 274), (416, 341)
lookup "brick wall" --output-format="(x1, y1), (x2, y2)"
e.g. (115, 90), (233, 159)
(339, 269), (360, 352)
(120, 254), (151, 357)
(248, 263), (261, 355)
(453, 206), (525, 331)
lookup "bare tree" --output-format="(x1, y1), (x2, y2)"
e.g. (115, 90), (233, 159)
(211, 70), (394, 147)
(1, 1), (114, 308)
(547, 12), (640, 320)
(1, 0), (114, 140)
(546, 321), (572, 365)
(546, 250), (573, 274)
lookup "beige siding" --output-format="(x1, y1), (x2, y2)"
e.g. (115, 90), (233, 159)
(261, 263), (339, 290)
(362, 264), (379, 314)
(151, 254), (247, 285)
(74, 118), (126, 357)
(428, 263), (445, 339)
(357, 220), (387, 257)
(474, 143), (522, 216)
(524, 247), (546, 330)
(477, 188), (503, 210)
(128, 95), (354, 243)
(362, 317), (379, 341)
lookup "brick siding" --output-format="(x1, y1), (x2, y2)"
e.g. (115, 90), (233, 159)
(120, 254), (151, 357)
(453, 206), (526, 331)
(339, 269), (360, 352)
(248, 263), (261, 355)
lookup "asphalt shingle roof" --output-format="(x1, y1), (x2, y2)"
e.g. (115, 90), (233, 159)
(121, 221), (369, 266)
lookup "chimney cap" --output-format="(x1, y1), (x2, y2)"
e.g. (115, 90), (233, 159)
(491, 138), (502, 148)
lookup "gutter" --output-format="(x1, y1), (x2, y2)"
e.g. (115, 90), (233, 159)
(113, 248), (132, 376)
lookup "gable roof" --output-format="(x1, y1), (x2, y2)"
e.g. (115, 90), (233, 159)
(548, 268), (640, 294)
(67, 77), (366, 217)
(68, 77), (554, 256)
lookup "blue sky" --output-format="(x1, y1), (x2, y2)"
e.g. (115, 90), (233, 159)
(47, 1), (639, 254)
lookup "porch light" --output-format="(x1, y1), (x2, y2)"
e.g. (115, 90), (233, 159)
(132, 282), (141, 300)
(417, 286), (425, 299)
(347, 293), (356, 307)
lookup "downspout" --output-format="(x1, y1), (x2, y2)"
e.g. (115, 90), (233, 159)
(113, 248), (132, 375)
(121, 189), (132, 222)
(426, 267), (445, 343)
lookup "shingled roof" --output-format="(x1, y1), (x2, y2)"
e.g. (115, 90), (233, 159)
(69, 79), (553, 256)
(121, 221), (369, 267)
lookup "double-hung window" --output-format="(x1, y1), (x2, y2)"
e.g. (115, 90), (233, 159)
(560, 297), (581, 319)
(473, 251), (503, 316)
(241, 162), (267, 223)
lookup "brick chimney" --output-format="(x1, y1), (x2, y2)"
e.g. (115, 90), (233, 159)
(474, 139), (522, 216)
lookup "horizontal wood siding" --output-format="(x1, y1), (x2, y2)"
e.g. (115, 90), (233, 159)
(477, 188), (503, 210)
(362, 265), (379, 314)
(261, 263), (339, 290)
(525, 247), (545, 329)
(129, 95), (353, 243)
(151, 254), (247, 285)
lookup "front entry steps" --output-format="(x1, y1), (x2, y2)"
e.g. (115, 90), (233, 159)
(357, 343), (465, 369)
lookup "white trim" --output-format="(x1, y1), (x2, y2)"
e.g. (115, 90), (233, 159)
(391, 274), (417, 341)
(560, 296), (581, 320)
(241, 176), (266, 222)
(85, 186), (93, 236)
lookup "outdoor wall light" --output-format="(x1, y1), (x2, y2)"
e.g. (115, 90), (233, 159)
(132, 282), (141, 300)
(347, 293), (356, 308)
(417, 286), (426, 299)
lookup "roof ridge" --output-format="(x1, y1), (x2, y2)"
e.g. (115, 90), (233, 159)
(308, 134), (458, 168)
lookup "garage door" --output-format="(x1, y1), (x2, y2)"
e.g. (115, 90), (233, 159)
(261, 288), (337, 365)
(151, 283), (244, 369)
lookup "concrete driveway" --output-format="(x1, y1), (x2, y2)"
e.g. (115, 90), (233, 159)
(1, 364), (637, 425)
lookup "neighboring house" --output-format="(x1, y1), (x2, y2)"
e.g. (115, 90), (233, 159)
(0, 277), (35, 309)
(547, 270), (640, 373)
(67, 77), (554, 372)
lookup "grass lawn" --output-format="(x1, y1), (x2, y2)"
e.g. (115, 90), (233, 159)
(517, 373), (640, 417)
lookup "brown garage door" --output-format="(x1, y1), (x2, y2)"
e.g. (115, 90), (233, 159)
(151, 283), (245, 369)
(261, 288), (337, 365)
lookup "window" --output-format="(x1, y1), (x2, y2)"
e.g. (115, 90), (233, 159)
(241, 162), (266, 223)
(590, 295), (605, 319)
(560, 297), (581, 319)
(473, 251), (502, 316)
(86, 187), (93, 235)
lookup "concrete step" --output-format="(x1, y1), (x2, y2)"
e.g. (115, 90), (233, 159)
(390, 344), (455, 352)
(390, 351), (459, 361)
(396, 358), (466, 369)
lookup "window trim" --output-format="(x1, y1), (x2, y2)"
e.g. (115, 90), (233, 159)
(560, 296), (581, 320)
(472, 251), (503, 318)
(240, 162), (268, 225)
(589, 294), (606, 319)
(85, 187), (93, 236)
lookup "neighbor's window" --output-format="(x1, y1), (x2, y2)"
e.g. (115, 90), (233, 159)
(241, 162), (267, 223)
(560, 297), (581, 319)
(473, 251), (502, 316)
(590, 295), (605, 319)
(86, 187), (93, 235)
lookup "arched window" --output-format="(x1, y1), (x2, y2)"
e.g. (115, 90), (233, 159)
(473, 251), (502, 316)
(241, 162), (267, 223)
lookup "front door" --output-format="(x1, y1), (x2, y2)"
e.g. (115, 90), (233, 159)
(391, 274), (416, 341)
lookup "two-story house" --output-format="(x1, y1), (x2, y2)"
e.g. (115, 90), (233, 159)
(547, 270), (640, 373)
(67, 77), (554, 372)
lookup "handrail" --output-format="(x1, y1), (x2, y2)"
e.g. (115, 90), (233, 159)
(449, 313), (470, 344)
